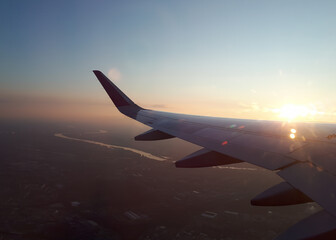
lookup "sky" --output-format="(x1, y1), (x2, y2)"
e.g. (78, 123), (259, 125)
(1, 0), (336, 124)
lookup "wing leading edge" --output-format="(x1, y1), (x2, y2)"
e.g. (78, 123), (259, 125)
(93, 70), (336, 239)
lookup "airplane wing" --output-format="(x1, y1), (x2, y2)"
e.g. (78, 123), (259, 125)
(93, 70), (336, 239)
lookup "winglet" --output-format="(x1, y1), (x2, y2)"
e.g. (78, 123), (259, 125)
(93, 70), (143, 119)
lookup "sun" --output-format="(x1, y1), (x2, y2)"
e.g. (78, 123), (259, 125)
(273, 104), (320, 121)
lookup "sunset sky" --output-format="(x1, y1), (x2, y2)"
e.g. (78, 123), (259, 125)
(1, 0), (336, 124)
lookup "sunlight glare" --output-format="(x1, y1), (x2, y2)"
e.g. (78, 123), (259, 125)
(273, 104), (321, 121)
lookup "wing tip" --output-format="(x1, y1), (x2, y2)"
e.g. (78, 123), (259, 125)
(92, 70), (103, 77)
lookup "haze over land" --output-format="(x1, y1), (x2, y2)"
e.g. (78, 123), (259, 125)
(0, 120), (321, 239)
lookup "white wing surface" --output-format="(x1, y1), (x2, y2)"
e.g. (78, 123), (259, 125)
(93, 70), (336, 239)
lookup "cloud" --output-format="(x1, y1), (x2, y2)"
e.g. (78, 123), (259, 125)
(108, 68), (122, 82)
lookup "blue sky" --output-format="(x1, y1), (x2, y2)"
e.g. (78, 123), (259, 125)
(1, 0), (336, 122)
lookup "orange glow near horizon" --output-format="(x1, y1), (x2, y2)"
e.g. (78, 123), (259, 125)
(1, 90), (336, 124)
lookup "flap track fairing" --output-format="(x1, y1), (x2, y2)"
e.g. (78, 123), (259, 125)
(275, 210), (336, 240)
(134, 129), (175, 141)
(251, 181), (312, 206)
(175, 148), (243, 168)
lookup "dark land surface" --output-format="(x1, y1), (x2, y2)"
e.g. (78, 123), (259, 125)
(0, 120), (320, 240)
